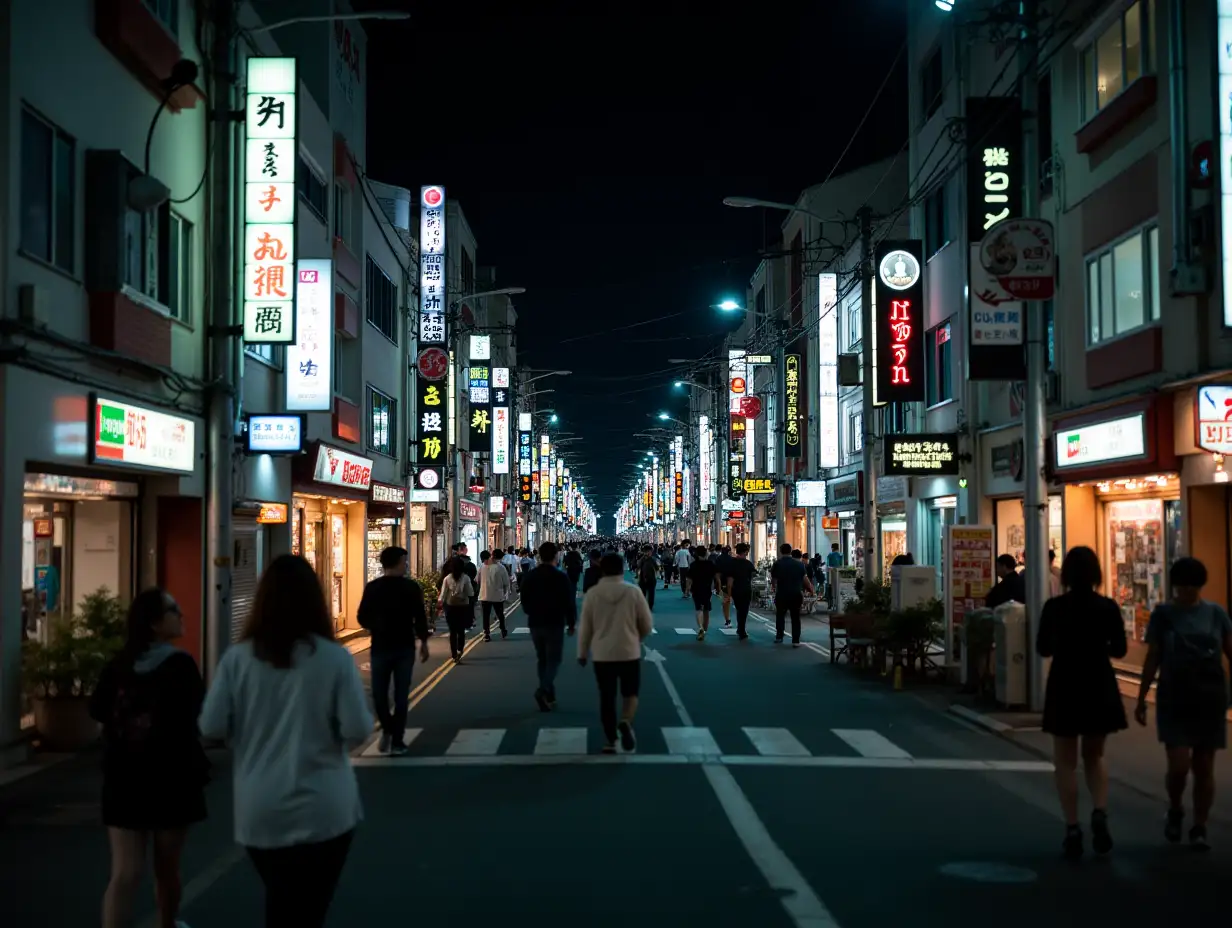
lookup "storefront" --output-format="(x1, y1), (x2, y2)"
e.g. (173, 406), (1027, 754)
(488, 496), (507, 551)
(1178, 385), (1232, 611)
(1051, 396), (1180, 672)
(876, 476), (908, 579)
(231, 502), (287, 642)
(982, 428), (1066, 564)
(367, 482), (407, 581)
(292, 443), (373, 636)
(825, 472), (863, 573)
(459, 498), (484, 550)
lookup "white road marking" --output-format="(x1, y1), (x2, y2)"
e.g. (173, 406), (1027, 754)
(674, 627), (697, 636)
(445, 728), (506, 755)
(360, 727), (423, 757)
(832, 728), (912, 759)
(719, 627), (737, 636)
(663, 726), (723, 755)
(534, 727), (588, 755)
(351, 753), (1053, 771)
(743, 726), (812, 757)
(512, 627), (531, 634)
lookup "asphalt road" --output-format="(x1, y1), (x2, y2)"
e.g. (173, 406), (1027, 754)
(3, 574), (1230, 926)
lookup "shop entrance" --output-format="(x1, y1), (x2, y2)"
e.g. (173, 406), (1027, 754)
(293, 495), (363, 634)
(1190, 482), (1232, 611)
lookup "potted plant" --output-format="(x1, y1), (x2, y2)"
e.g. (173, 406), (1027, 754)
(416, 572), (442, 622)
(22, 588), (125, 749)
(878, 598), (945, 676)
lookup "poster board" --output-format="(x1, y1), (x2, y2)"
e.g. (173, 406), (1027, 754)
(944, 525), (995, 664)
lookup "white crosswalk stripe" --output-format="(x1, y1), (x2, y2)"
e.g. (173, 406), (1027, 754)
(534, 727), (588, 755)
(663, 726), (722, 755)
(446, 728), (505, 755)
(831, 728), (913, 759)
(674, 628), (696, 636)
(512, 627), (531, 634)
(742, 727), (811, 757)
(719, 627), (737, 636)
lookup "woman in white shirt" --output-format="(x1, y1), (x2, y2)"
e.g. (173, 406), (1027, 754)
(437, 559), (477, 663)
(199, 554), (372, 928)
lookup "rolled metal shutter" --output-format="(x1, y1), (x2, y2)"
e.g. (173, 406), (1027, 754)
(231, 517), (259, 642)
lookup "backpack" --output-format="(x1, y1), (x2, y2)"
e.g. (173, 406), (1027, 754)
(1165, 610), (1228, 714)
(106, 668), (158, 752)
(639, 557), (658, 584)
(445, 576), (471, 607)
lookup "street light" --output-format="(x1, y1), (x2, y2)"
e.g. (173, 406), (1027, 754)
(674, 380), (714, 393)
(715, 300), (743, 312)
(246, 10), (411, 32)
(522, 370), (572, 386)
(722, 196), (835, 227)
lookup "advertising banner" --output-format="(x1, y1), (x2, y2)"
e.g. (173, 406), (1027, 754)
(874, 240), (926, 403)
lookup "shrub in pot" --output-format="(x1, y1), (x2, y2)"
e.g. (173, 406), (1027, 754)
(22, 588), (125, 749)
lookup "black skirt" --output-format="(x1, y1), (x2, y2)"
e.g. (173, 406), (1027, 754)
(102, 778), (207, 830)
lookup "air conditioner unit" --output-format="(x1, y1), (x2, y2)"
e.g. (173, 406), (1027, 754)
(838, 353), (861, 387)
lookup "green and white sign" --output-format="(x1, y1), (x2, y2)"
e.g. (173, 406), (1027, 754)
(92, 396), (195, 473)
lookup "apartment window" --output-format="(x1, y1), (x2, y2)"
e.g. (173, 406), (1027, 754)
(923, 184), (949, 258)
(160, 212), (192, 322)
(333, 182), (351, 243)
(886, 402), (909, 435)
(925, 321), (953, 407)
(20, 108), (75, 273)
(921, 47), (943, 122)
(142, 0), (178, 33)
(1086, 224), (1160, 345)
(1081, 0), (1155, 122)
(845, 299), (862, 349)
(368, 386), (396, 456)
(366, 254), (398, 343)
(298, 156), (328, 222)
(245, 343), (282, 367)
(849, 412), (864, 454)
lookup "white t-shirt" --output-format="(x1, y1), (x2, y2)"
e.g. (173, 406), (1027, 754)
(199, 636), (372, 849)
(674, 549), (694, 569)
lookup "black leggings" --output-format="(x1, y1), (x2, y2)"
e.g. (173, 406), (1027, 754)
(639, 581), (656, 610)
(445, 605), (471, 656)
(247, 830), (353, 928)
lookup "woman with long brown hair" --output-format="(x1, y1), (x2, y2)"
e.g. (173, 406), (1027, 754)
(199, 554), (371, 928)
(90, 587), (208, 928)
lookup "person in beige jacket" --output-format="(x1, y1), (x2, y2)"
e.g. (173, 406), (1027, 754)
(577, 553), (654, 754)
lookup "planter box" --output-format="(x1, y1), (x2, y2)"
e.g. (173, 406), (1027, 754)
(32, 697), (100, 750)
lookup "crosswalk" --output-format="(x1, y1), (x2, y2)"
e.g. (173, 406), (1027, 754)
(510, 626), (744, 637)
(352, 724), (1054, 772)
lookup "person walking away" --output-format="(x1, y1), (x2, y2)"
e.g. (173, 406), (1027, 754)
(479, 548), (512, 641)
(825, 543), (843, 609)
(1035, 546), (1128, 860)
(659, 546), (673, 590)
(90, 588), (208, 928)
(688, 546), (721, 641)
(199, 555), (371, 928)
(637, 545), (659, 610)
(519, 548), (535, 588)
(356, 546), (430, 755)
(770, 544), (813, 647)
(520, 542), (578, 711)
(578, 553), (653, 754)
(1136, 556), (1232, 850)
(985, 554), (1026, 608)
(438, 560), (476, 662)
(563, 544), (585, 594)
(583, 548), (604, 594)
(501, 547), (518, 586)
(716, 545), (735, 627)
(726, 543), (756, 640)
(674, 543), (693, 598)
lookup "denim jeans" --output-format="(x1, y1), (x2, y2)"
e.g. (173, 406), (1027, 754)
(530, 626), (565, 699)
(369, 647), (415, 742)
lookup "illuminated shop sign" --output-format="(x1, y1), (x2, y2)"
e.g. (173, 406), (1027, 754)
(875, 241), (925, 403)
(245, 414), (303, 454)
(371, 482), (406, 504)
(419, 186), (447, 345)
(415, 375), (445, 491)
(784, 354), (801, 459)
(91, 396), (195, 474)
(1196, 385), (1232, 454)
(794, 480), (827, 507)
(884, 434), (959, 476)
(313, 444), (373, 490)
(819, 272), (840, 469)
(742, 476), (774, 495)
(1053, 414), (1147, 470)
(285, 259), (333, 411)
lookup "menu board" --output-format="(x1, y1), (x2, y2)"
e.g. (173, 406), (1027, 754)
(944, 525), (995, 662)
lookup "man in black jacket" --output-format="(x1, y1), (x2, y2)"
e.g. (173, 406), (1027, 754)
(986, 554), (1027, 610)
(519, 541), (577, 711)
(357, 546), (430, 755)
(582, 548), (603, 594)
(563, 544), (585, 593)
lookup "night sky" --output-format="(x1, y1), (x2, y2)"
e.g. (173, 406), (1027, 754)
(361, 2), (908, 526)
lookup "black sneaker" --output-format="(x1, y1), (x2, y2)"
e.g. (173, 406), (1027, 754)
(1165, 808), (1184, 843)
(601, 744), (617, 754)
(1063, 825), (1083, 860)
(1091, 809), (1112, 854)
(390, 741), (408, 757)
(534, 689), (550, 712)
(1190, 826), (1211, 851)
(501, 628), (508, 639)
(774, 636), (784, 644)
(483, 633), (492, 642)
(618, 720), (637, 753)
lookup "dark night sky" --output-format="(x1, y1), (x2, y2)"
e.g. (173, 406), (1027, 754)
(360, 3), (908, 524)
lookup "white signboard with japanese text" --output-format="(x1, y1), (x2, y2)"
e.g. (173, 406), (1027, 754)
(699, 415), (713, 508)
(313, 444), (373, 491)
(470, 335), (491, 360)
(419, 186), (447, 345)
(1197, 385), (1232, 454)
(1053, 414), (1147, 469)
(243, 57), (297, 345)
(285, 260), (333, 411)
(970, 244), (1023, 345)
(818, 273), (840, 469)
(91, 396), (195, 474)
(1220, 1), (1232, 326)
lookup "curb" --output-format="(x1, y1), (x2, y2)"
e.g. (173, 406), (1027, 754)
(948, 703), (1016, 734)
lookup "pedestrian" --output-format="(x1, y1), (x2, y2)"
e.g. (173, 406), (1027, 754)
(90, 588), (208, 928)
(501, 546), (518, 585)
(674, 543), (693, 598)
(437, 557), (477, 663)
(578, 553), (653, 754)
(1136, 556), (1232, 850)
(1048, 549), (1063, 597)
(479, 547), (512, 641)
(583, 548), (604, 593)
(726, 543), (756, 640)
(357, 546), (431, 756)
(1035, 546), (1128, 860)
(985, 554), (1026, 609)
(688, 545), (721, 641)
(660, 546), (673, 590)
(199, 554), (371, 928)
(519, 548), (535, 587)
(716, 545), (735, 628)
(519, 542), (578, 711)
(770, 543), (813, 647)
(636, 544), (659, 610)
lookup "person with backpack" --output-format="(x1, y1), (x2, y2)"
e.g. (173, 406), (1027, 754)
(200, 555), (371, 928)
(636, 545), (659, 610)
(1035, 546), (1128, 860)
(438, 558), (477, 663)
(90, 588), (208, 928)
(1136, 556), (1232, 851)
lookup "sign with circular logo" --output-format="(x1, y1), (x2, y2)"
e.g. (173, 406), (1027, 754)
(878, 250), (921, 291)
(417, 347), (449, 381)
(422, 186), (443, 208)
(739, 395), (763, 419)
(416, 468), (440, 490)
(730, 376), (746, 395)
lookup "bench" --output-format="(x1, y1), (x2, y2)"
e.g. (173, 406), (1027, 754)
(830, 613), (877, 665)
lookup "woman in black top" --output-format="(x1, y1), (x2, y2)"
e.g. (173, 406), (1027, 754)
(1035, 546), (1128, 860)
(89, 588), (208, 928)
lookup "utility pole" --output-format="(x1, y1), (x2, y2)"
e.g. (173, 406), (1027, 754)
(1020, 0), (1049, 712)
(858, 206), (878, 585)
(205, 0), (237, 680)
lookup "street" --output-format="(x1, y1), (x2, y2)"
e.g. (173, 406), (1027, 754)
(2, 580), (1230, 927)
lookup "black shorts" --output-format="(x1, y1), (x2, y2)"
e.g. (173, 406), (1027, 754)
(594, 659), (641, 697)
(678, 566), (690, 579)
(692, 593), (713, 612)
